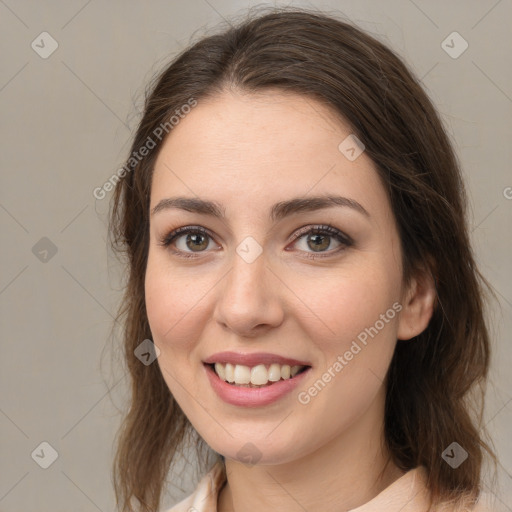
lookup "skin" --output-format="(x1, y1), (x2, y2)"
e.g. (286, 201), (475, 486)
(145, 89), (436, 511)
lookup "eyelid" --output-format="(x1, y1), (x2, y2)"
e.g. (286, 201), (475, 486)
(158, 223), (353, 259)
(288, 223), (353, 245)
(158, 225), (215, 254)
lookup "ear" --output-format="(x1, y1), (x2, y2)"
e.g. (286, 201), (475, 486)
(397, 266), (437, 341)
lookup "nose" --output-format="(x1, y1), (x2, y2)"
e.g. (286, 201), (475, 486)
(213, 246), (285, 337)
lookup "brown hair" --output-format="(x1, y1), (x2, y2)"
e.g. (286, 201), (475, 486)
(108, 6), (497, 511)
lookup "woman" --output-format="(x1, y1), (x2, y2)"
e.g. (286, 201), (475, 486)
(109, 7), (498, 512)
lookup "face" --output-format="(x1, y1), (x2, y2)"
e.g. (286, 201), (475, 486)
(145, 89), (416, 465)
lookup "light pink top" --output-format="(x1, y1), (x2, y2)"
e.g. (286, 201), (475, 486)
(165, 461), (496, 511)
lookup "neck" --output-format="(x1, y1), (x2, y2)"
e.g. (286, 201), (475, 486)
(217, 387), (405, 512)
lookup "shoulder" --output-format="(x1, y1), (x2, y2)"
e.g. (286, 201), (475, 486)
(395, 466), (501, 512)
(163, 461), (226, 512)
(464, 491), (508, 512)
(438, 499), (502, 512)
(432, 488), (503, 512)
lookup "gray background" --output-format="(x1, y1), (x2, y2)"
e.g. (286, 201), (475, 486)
(1, 1), (511, 511)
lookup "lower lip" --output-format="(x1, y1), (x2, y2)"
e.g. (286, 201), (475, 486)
(204, 363), (311, 407)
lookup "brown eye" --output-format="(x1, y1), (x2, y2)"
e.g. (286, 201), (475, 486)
(159, 226), (217, 258)
(305, 233), (331, 252)
(290, 225), (353, 259)
(183, 232), (209, 251)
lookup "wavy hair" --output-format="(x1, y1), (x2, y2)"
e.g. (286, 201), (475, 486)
(108, 6), (497, 511)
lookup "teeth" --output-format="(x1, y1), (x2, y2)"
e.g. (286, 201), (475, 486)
(268, 363), (282, 382)
(251, 364), (268, 385)
(234, 364), (251, 384)
(214, 362), (226, 381)
(225, 363), (235, 383)
(211, 362), (307, 386)
(290, 365), (302, 377)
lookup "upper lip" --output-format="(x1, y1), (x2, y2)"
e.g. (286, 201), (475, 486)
(203, 351), (311, 367)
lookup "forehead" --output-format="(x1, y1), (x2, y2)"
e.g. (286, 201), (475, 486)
(151, 90), (388, 220)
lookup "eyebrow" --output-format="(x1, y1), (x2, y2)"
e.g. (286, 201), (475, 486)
(150, 195), (370, 221)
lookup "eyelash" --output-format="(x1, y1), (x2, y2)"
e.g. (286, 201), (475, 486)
(157, 224), (353, 260)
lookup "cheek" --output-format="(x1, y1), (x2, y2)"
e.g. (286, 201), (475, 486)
(144, 261), (208, 404)
(292, 260), (401, 347)
(296, 268), (400, 428)
(144, 258), (207, 352)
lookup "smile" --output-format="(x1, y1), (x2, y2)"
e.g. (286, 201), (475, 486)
(209, 362), (309, 387)
(203, 362), (312, 407)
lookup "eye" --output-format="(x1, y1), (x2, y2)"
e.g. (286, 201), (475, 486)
(288, 224), (353, 259)
(158, 224), (353, 260)
(158, 226), (218, 259)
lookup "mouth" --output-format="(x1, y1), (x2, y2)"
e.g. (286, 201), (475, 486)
(204, 362), (311, 388)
